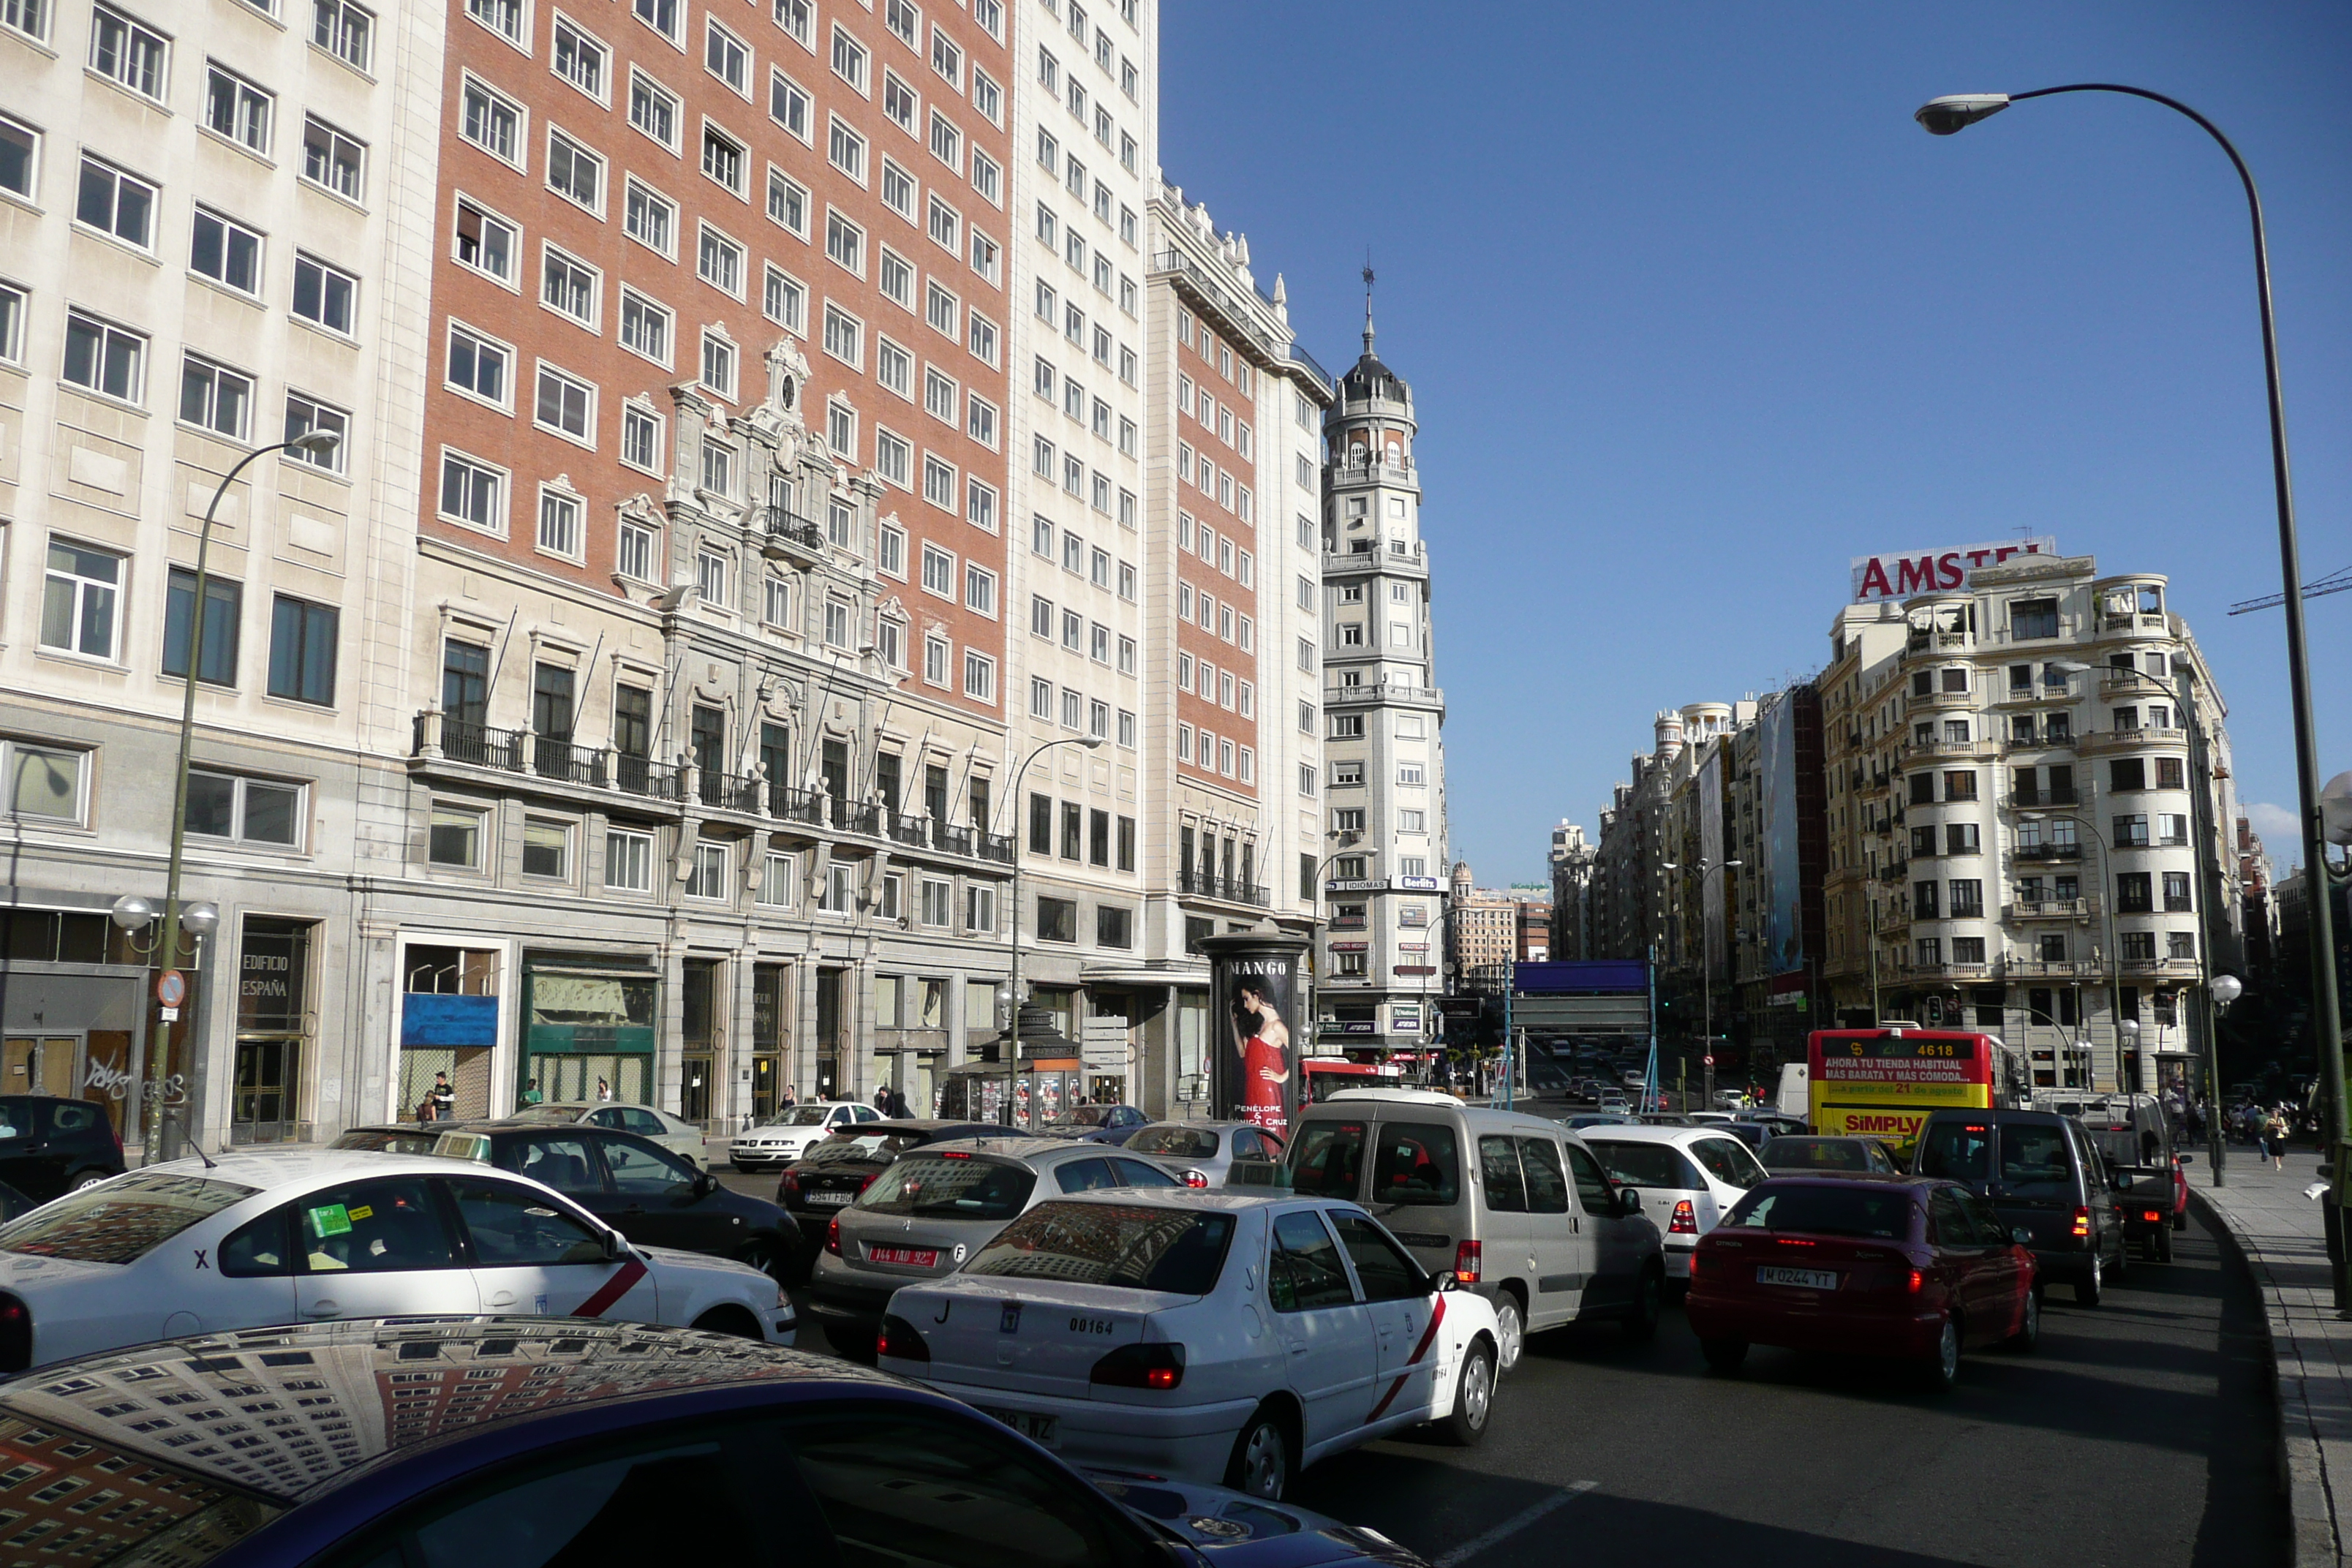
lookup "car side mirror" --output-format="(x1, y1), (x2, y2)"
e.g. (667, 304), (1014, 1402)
(2010, 1226), (2032, 1246)
(2176, 1153), (2195, 1165)
(603, 1228), (625, 1262)
(1617, 1186), (1643, 1215)
(1429, 1271), (1456, 1294)
(693, 1170), (717, 1196)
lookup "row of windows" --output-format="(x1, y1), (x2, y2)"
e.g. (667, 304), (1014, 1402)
(1022, 792), (1136, 872)
(1175, 652), (1251, 718)
(1029, 358), (1137, 456)
(1912, 932), (2200, 966)
(1326, 807), (1430, 837)
(39, 537), (339, 702)
(1176, 309), (1252, 392)
(1030, 279), (1134, 385)
(1179, 513), (1252, 587)
(0, 732), (308, 849)
(1026, 595), (1136, 670)
(1175, 580), (1253, 652)
(1177, 373), (1252, 458)
(1175, 723), (1254, 785)
(1023, 679), (1134, 747)
(1177, 440), (1254, 523)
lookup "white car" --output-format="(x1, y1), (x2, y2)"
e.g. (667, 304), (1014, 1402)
(1577, 1124), (1768, 1284)
(0, 1150), (794, 1372)
(730, 1102), (881, 1170)
(876, 1189), (1501, 1502)
(508, 1101), (710, 1169)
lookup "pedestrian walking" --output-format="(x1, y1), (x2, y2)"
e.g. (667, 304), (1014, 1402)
(780, 1083), (798, 1110)
(428, 1071), (456, 1123)
(886, 1086), (910, 1119)
(2265, 1107), (2291, 1170)
(873, 1084), (891, 1113)
(520, 1077), (543, 1108)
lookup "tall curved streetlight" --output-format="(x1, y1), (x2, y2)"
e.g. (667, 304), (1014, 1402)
(1663, 858), (1740, 1109)
(108, 428), (341, 1163)
(993, 731), (1103, 1127)
(1916, 82), (2343, 1297)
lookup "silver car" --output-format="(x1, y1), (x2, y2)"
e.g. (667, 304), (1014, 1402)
(804, 1137), (1184, 1357)
(1123, 1120), (1286, 1187)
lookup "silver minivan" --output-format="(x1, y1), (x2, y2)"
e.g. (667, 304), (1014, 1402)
(1281, 1088), (1665, 1373)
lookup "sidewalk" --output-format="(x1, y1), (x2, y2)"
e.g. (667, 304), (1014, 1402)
(2187, 1147), (2349, 1567)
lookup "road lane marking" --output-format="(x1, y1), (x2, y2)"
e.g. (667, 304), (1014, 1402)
(1431, 1480), (1598, 1568)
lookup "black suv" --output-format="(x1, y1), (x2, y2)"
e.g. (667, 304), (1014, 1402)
(777, 1119), (1001, 1278)
(0, 1096), (124, 1200)
(332, 1119), (795, 1280)
(1913, 1108), (2127, 1304)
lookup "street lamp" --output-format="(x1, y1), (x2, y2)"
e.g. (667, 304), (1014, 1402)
(2210, 972), (2244, 1186)
(997, 731), (1103, 1128)
(112, 429), (339, 1164)
(1662, 859), (1740, 1109)
(1917, 80), (2343, 1303)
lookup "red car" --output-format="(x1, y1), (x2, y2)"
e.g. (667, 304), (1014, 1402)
(1684, 1174), (2039, 1390)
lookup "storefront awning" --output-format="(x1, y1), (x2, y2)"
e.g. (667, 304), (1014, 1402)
(1079, 960), (1209, 987)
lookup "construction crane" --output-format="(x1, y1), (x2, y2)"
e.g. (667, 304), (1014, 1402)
(2230, 565), (2352, 616)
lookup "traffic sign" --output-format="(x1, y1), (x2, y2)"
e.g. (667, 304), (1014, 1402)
(156, 970), (187, 1009)
(1703, 1053), (1715, 1067)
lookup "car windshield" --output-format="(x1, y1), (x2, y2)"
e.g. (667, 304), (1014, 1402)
(1724, 1185), (1918, 1240)
(859, 1156), (1036, 1220)
(1284, 1121), (1366, 1199)
(965, 1202), (1235, 1294)
(0, 1173), (258, 1264)
(1128, 1127), (1219, 1160)
(1763, 1138), (1872, 1172)
(807, 1132), (927, 1162)
(768, 1107), (833, 1128)
(1584, 1140), (1698, 1191)
(331, 1129), (440, 1156)
(505, 1105), (582, 1124)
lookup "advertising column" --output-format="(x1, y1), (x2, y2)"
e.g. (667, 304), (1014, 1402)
(1199, 930), (1311, 1142)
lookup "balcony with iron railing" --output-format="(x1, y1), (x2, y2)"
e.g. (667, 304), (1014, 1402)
(889, 810), (930, 849)
(2005, 957), (2106, 979)
(1178, 868), (1270, 908)
(764, 506), (826, 557)
(2117, 955), (2204, 978)
(1898, 736), (1999, 764)
(2013, 842), (2087, 862)
(2006, 897), (2098, 920)
(415, 714), (684, 804)
(533, 736), (608, 788)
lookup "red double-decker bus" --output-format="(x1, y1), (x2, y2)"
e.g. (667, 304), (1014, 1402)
(1806, 1029), (2027, 1160)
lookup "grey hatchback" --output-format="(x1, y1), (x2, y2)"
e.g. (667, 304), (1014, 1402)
(804, 1137), (1185, 1357)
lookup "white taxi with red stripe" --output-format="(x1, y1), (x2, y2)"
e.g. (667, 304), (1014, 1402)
(0, 1150), (793, 1373)
(874, 1189), (1499, 1502)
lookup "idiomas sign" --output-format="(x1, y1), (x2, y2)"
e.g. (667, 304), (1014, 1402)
(1850, 537), (2059, 602)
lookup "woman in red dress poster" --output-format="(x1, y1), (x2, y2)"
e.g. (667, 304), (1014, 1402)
(1232, 980), (1292, 1136)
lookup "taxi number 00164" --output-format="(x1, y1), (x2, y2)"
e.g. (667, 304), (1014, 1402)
(1068, 1316), (1117, 1335)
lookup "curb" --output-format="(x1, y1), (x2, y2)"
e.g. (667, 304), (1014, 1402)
(2190, 1186), (2341, 1568)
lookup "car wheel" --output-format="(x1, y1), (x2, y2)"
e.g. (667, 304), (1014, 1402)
(68, 1171), (110, 1192)
(1492, 1293), (1526, 1376)
(1700, 1338), (1748, 1373)
(689, 1306), (764, 1341)
(2008, 1286), (2040, 1352)
(1439, 1341), (1496, 1447)
(735, 1235), (786, 1281)
(2076, 1256), (2103, 1307)
(1920, 1315), (1961, 1392)
(2155, 1225), (2175, 1264)
(1223, 1406), (1295, 1501)
(1621, 1265), (1662, 1342)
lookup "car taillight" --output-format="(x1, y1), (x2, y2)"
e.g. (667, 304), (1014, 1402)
(826, 1215), (842, 1256)
(781, 1172), (801, 1198)
(2143, 1210), (2163, 1224)
(941, 1150), (973, 1159)
(1454, 1240), (1482, 1284)
(876, 1313), (930, 1363)
(1907, 1269), (1923, 1294)
(1090, 1342), (1185, 1390)
(1670, 1199), (1697, 1235)
(1183, 1169), (1208, 1189)
(2072, 1207), (2091, 1240)
(0, 1295), (29, 1373)
(859, 1173), (879, 1193)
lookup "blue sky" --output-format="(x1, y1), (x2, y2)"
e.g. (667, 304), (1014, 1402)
(1160, 3), (2352, 886)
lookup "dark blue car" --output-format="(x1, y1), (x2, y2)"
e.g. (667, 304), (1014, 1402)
(0, 1317), (1422, 1568)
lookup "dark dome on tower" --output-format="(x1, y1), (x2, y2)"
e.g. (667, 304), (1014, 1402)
(1341, 348), (1409, 403)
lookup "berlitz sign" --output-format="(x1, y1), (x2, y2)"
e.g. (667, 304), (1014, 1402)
(1850, 538), (2058, 601)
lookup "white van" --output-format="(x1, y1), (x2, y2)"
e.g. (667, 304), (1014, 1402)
(1281, 1088), (1666, 1374)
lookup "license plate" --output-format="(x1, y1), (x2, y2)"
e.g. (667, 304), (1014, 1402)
(805, 1191), (851, 1206)
(1757, 1265), (1837, 1290)
(867, 1245), (938, 1267)
(978, 1406), (1059, 1447)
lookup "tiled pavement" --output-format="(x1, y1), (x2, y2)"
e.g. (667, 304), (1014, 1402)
(2190, 1146), (2349, 1567)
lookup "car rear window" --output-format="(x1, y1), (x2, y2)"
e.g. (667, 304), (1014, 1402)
(808, 1133), (927, 1162)
(1691, 1139), (1766, 1189)
(0, 1173), (258, 1264)
(1763, 1138), (1870, 1172)
(1371, 1123), (1460, 1207)
(772, 1107), (833, 1127)
(1284, 1120), (1366, 1199)
(1724, 1185), (1918, 1240)
(1584, 1141), (1699, 1191)
(859, 1156), (1036, 1221)
(965, 1202), (1235, 1294)
(1128, 1127), (1219, 1160)
(1914, 1121), (1993, 1184)
(1999, 1123), (2079, 1199)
